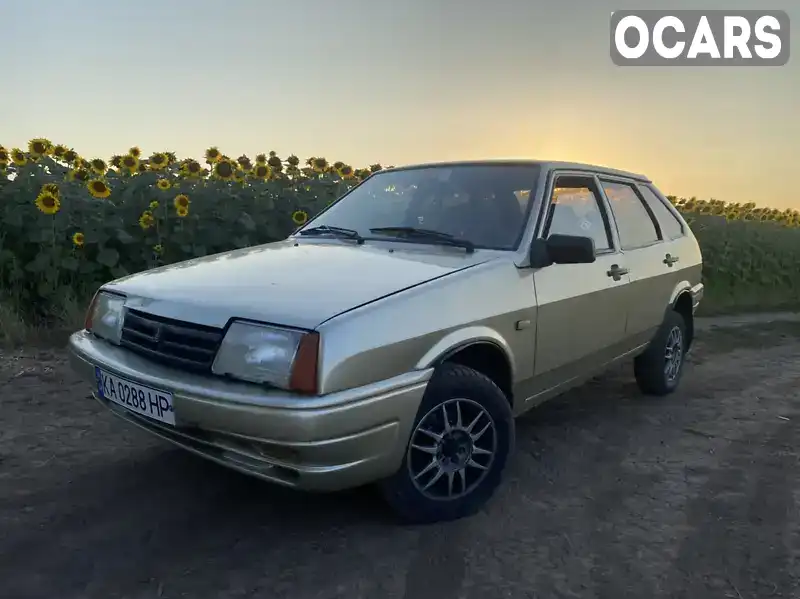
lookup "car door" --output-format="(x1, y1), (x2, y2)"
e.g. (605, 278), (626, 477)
(530, 172), (631, 394)
(598, 178), (681, 347)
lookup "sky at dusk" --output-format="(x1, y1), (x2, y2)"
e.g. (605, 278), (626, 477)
(2, 0), (797, 207)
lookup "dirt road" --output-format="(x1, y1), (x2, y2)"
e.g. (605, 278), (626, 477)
(2, 321), (800, 599)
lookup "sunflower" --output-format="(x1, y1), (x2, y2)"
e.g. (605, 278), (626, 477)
(11, 148), (27, 166)
(138, 162), (148, 172)
(28, 138), (52, 157)
(74, 158), (88, 170)
(205, 147), (221, 163)
(213, 159), (235, 180)
(292, 210), (309, 226)
(370, 163), (383, 173)
(176, 205), (189, 218)
(121, 154), (139, 173)
(183, 160), (202, 176)
(68, 168), (90, 182)
(338, 165), (354, 179)
(165, 151), (176, 165)
(128, 146), (141, 158)
(233, 170), (246, 184)
(153, 244), (163, 255)
(312, 157), (328, 173)
(149, 153), (168, 170)
(333, 161), (345, 171)
(287, 155), (300, 166)
(110, 155), (123, 168)
(53, 144), (68, 159)
(139, 211), (155, 230)
(149, 200), (159, 210)
(63, 149), (78, 164)
(90, 158), (107, 174)
(237, 155), (253, 169)
(173, 194), (190, 209)
(156, 178), (171, 190)
(87, 178), (111, 199)
(42, 183), (60, 196)
(0, 147), (8, 164)
(72, 232), (85, 247)
(35, 191), (60, 215)
(252, 163), (271, 179)
(286, 165), (301, 178)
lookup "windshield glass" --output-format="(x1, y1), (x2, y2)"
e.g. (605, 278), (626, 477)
(298, 163), (542, 250)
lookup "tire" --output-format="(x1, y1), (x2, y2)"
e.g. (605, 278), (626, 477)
(634, 309), (687, 396)
(379, 362), (514, 525)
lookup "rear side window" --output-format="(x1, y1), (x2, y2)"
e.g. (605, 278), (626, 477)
(638, 185), (685, 240)
(544, 176), (613, 253)
(600, 181), (660, 250)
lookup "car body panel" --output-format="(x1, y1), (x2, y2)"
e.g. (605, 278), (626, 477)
(103, 239), (494, 330)
(67, 159), (704, 492)
(315, 257), (536, 396)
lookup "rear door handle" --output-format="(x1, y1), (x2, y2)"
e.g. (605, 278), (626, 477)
(606, 264), (629, 281)
(663, 254), (679, 267)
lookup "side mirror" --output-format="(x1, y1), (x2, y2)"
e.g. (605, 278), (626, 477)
(530, 234), (596, 266)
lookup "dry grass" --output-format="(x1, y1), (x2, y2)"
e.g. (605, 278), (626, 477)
(0, 292), (87, 348)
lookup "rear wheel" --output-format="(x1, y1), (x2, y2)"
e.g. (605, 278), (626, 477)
(634, 309), (687, 396)
(379, 363), (514, 524)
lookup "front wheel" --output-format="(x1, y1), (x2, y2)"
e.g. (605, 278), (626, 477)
(379, 363), (514, 524)
(634, 309), (687, 396)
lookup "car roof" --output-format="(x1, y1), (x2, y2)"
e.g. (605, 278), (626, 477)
(383, 159), (651, 183)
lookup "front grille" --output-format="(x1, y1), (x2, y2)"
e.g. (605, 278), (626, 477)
(120, 309), (224, 373)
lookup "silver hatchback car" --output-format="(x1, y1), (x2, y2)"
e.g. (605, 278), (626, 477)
(69, 160), (703, 523)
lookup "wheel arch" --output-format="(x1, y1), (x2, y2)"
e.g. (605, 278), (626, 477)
(667, 284), (695, 350)
(415, 327), (515, 407)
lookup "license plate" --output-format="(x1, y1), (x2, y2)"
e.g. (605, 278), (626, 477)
(94, 367), (175, 426)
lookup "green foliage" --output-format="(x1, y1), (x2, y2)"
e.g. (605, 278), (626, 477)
(1, 139), (798, 323)
(0, 143), (375, 323)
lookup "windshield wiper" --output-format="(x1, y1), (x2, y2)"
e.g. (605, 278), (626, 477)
(369, 226), (475, 253)
(298, 225), (364, 244)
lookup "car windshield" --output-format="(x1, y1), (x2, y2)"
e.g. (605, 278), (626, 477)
(297, 163), (542, 251)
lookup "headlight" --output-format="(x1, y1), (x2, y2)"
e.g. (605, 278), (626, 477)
(212, 321), (319, 392)
(85, 290), (126, 344)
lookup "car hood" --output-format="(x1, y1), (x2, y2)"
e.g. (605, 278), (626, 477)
(105, 239), (494, 329)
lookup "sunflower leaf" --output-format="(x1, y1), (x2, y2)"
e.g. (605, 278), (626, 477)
(96, 247), (119, 268)
(115, 229), (135, 244)
(238, 212), (256, 232)
(61, 256), (80, 271)
(233, 235), (250, 248)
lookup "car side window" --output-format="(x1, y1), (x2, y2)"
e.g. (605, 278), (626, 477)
(543, 176), (612, 253)
(638, 185), (685, 240)
(601, 181), (660, 250)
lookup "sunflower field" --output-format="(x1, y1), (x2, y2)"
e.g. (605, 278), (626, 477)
(0, 137), (798, 326)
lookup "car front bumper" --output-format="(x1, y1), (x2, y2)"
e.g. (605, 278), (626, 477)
(68, 330), (430, 492)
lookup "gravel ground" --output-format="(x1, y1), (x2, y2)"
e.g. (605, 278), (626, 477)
(2, 319), (800, 599)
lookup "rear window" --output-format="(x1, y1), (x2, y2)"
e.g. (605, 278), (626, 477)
(638, 185), (685, 240)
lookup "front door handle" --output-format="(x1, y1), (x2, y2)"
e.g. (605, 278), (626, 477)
(606, 264), (629, 281)
(663, 253), (680, 267)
